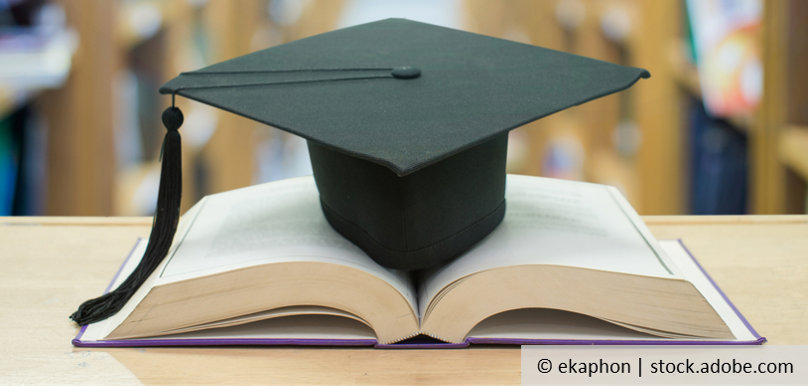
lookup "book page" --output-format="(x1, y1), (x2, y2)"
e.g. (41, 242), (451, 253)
(139, 306), (371, 337)
(467, 308), (662, 341)
(156, 177), (417, 313)
(131, 314), (377, 342)
(466, 242), (758, 343)
(656, 240), (757, 342)
(419, 175), (677, 319)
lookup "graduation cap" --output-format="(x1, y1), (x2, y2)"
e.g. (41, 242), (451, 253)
(71, 18), (649, 325)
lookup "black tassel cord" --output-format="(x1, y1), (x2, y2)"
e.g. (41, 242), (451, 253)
(69, 67), (419, 325)
(70, 107), (183, 325)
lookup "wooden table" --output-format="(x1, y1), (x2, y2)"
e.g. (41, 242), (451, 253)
(1, 215), (806, 385)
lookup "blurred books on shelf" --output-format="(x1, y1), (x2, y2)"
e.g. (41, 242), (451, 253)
(686, 0), (762, 118)
(0, 106), (47, 216)
(0, 112), (15, 215)
(0, 1), (73, 215)
(0, 0), (803, 217)
(0, 0), (76, 116)
(687, 98), (748, 215)
(0, 27), (76, 91)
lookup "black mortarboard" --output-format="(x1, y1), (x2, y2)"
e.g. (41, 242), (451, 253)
(71, 18), (649, 325)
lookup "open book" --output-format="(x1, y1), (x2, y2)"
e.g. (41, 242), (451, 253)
(74, 175), (764, 347)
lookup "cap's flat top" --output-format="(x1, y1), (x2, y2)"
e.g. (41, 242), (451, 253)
(160, 19), (649, 176)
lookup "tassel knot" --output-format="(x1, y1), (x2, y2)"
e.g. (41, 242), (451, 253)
(162, 106), (184, 132)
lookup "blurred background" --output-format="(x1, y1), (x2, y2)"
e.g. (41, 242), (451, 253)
(0, 0), (806, 217)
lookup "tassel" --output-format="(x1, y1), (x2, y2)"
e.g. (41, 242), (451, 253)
(70, 106), (184, 326)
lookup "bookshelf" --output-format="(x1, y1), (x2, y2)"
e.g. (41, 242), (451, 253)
(664, 0), (807, 214)
(465, 0), (807, 215)
(9, 0), (805, 216)
(752, 0), (808, 214)
(779, 127), (808, 183)
(28, 0), (352, 216)
(36, 0), (118, 216)
(0, 1), (76, 215)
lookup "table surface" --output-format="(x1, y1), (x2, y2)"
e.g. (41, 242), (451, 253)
(1, 215), (806, 385)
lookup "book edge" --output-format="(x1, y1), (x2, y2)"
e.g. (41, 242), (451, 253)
(464, 337), (766, 346)
(674, 239), (765, 343)
(72, 238), (380, 347)
(72, 237), (143, 346)
(73, 237), (766, 348)
(464, 238), (766, 346)
(73, 337), (378, 348)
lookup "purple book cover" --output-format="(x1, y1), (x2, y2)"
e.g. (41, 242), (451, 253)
(73, 239), (765, 349)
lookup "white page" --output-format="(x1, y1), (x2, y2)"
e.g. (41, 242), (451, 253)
(419, 175), (677, 318)
(157, 177), (417, 315)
